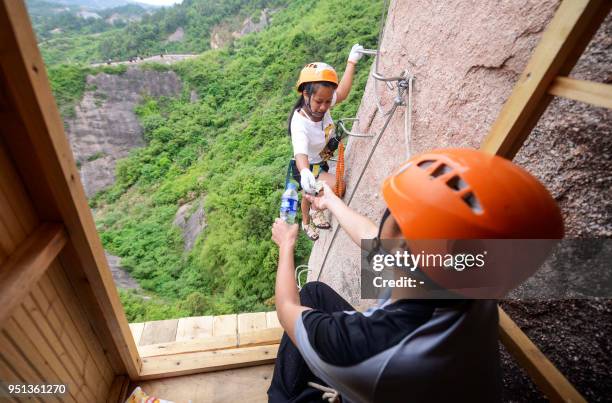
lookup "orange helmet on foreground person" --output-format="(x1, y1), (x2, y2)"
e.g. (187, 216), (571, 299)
(380, 148), (564, 297)
(382, 148), (564, 240)
(296, 62), (338, 92)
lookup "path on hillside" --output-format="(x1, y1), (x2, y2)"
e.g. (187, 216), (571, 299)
(91, 53), (198, 67)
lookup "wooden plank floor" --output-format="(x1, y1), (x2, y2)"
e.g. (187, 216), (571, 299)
(129, 311), (282, 347)
(125, 312), (282, 401)
(130, 364), (275, 403)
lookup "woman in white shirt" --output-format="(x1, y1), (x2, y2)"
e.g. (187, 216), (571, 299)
(288, 45), (364, 240)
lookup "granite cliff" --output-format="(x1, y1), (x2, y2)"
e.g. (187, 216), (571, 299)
(309, 1), (611, 400)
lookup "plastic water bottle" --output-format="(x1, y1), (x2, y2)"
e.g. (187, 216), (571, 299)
(280, 183), (299, 224)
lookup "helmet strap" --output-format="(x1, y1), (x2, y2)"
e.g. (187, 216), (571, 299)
(302, 83), (315, 116)
(301, 84), (324, 128)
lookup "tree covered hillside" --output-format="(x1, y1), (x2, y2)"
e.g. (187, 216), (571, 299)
(48, 0), (383, 321)
(28, 0), (152, 42)
(35, 0), (288, 65)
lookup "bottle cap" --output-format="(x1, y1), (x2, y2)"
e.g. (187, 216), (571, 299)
(286, 182), (297, 190)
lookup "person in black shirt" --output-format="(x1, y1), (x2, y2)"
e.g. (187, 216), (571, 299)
(268, 148), (564, 403)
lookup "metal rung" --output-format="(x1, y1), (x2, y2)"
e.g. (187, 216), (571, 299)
(338, 118), (376, 138)
(295, 265), (312, 290)
(356, 48), (408, 83)
(356, 48), (378, 56)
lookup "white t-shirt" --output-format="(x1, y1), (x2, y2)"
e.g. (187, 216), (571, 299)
(291, 92), (337, 164)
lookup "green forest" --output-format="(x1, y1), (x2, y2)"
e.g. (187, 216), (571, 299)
(33, 0), (289, 65)
(42, 0), (382, 321)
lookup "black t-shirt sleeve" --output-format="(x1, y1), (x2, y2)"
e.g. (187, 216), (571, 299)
(301, 303), (434, 367)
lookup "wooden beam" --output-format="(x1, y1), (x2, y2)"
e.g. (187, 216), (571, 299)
(238, 312), (267, 334)
(132, 365), (274, 403)
(175, 316), (213, 342)
(129, 323), (145, 346)
(548, 77), (612, 109)
(479, 2), (606, 400)
(46, 261), (119, 385)
(238, 327), (283, 347)
(481, 0), (611, 159)
(213, 314), (238, 336)
(0, 223), (66, 324)
(139, 320), (179, 346)
(138, 327), (283, 358)
(139, 334), (238, 358)
(106, 375), (130, 403)
(266, 311), (281, 329)
(498, 307), (586, 403)
(0, 1), (141, 379)
(138, 344), (279, 381)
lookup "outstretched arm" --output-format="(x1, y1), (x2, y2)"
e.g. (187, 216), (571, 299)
(335, 44), (364, 103)
(335, 62), (357, 103)
(272, 219), (310, 345)
(305, 183), (378, 247)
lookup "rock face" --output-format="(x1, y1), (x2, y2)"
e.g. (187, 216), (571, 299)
(308, 1), (610, 400)
(65, 67), (183, 197)
(309, 0), (564, 303)
(105, 252), (140, 290)
(173, 199), (206, 252)
(310, 0), (611, 304)
(210, 9), (271, 49)
(167, 27), (184, 42)
(236, 9), (270, 37)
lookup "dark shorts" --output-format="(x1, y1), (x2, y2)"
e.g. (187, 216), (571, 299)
(267, 282), (354, 403)
(291, 160), (329, 191)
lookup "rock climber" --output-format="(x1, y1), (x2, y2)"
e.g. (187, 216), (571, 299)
(287, 44), (365, 241)
(268, 148), (564, 402)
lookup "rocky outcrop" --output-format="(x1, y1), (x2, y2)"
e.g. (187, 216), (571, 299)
(235, 9), (270, 37)
(167, 27), (184, 42)
(210, 9), (272, 49)
(173, 199), (206, 252)
(105, 252), (140, 290)
(65, 66), (183, 197)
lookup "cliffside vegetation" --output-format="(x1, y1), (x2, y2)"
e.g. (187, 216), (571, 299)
(34, 0), (288, 65)
(45, 0), (382, 321)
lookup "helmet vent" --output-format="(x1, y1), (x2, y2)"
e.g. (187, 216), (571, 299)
(430, 163), (452, 178)
(417, 160), (435, 169)
(447, 175), (468, 191)
(463, 192), (483, 214)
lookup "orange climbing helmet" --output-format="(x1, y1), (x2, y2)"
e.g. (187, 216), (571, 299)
(381, 148), (564, 239)
(296, 62), (338, 92)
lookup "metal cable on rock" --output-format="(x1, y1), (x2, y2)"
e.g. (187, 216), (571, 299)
(317, 101), (399, 281)
(315, 0), (415, 280)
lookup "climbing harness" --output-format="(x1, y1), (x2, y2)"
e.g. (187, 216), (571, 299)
(317, 0), (415, 280)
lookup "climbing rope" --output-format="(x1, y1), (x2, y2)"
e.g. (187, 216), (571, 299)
(404, 76), (414, 159)
(334, 142), (346, 198)
(317, 101), (400, 281)
(295, 265), (311, 290)
(308, 382), (340, 403)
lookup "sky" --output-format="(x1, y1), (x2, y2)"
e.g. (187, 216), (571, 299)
(135, 0), (183, 6)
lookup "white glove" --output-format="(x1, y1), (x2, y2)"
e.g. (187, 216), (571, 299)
(348, 43), (364, 64)
(300, 168), (317, 194)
